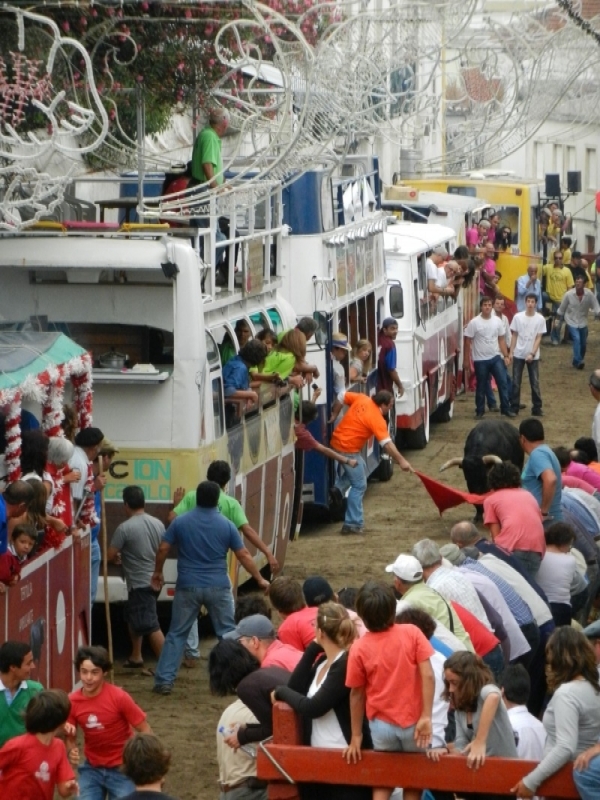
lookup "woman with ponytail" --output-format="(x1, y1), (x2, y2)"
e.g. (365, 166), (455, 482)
(272, 601), (371, 800)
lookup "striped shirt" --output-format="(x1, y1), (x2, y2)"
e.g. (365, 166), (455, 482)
(426, 566), (491, 629)
(460, 559), (534, 626)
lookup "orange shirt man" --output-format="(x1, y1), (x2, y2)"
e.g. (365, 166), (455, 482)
(329, 391), (412, 535)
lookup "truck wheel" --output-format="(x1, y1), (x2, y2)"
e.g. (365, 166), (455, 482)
(374, 455), (394, 482)
(401, 387), (430, 450)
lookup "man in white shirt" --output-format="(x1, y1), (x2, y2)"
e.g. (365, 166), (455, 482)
(463, 296), (514, 419)
(509, 293), (547, 417)
(590, 370), (600, 459)
(426, 246), (454, 299)
(485, 295), (513, 411)
(501, 664), (545, 762)
(555, 275), (600, 369)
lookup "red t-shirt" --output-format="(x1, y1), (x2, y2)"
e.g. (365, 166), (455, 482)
(277, 607), (317, 651)
(451, 602), (499, 658)
(68, 682), (146, 767)
(262, 639), (303, 671)
(483, 488), (545, 556)
(0, 551), (20, 584)
(294, 422), (319, 452)
(0, 733), (74, 800)
(346, 623), (434, 728)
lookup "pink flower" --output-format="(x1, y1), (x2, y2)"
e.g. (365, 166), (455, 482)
(61, 20), (70, 32)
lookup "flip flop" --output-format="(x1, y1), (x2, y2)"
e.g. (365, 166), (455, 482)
(122, 659), (144, 669)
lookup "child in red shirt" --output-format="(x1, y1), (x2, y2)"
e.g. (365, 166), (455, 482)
(344, 580), (435, 800)
(0, 688), (77, 799)
(0, 523), (36, 586)
(66, 645), (151, 798)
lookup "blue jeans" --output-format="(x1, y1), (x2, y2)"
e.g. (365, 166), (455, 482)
(574, 754), (600, 800)
(482, 643), (505, 682)
(511, 358), (542, 413)
(473, 356), (511, 415)
(185, 619), (200, 660)
(154, 585), (235, 687)
(335, 452), (367, 528)
(567, 324), (588, 366)
(485, 373), (512, 409)
(90, 538), (101, 605)
(511, 550), (542, 578)
(78, 761), (135, 800)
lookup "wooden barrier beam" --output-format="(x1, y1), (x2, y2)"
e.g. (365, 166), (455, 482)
(257, 704), (578, 800)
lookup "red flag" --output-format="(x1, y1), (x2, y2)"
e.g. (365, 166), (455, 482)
(415, 470), (490, 515)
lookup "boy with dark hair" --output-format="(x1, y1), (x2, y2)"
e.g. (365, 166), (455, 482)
(268, 575), (316, 651)
(0, 640), (43, 746)
(0, 523), (36, 585)
(501, 664), (545, 760)
(0, 689), (77, 798)
(66, 646), (151, 798)
(345, 580), (435, 800)
(121, 733), (177, 799)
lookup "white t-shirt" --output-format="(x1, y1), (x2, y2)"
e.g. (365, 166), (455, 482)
(69, 446), (89, 502)
(308, 651), (347, 748)
(593, 402), (600, 460)
(426, 258), (438, 282)
(464, 314), (504, 361)
(510, 312), (547, 360)
(507, 704), (546, 760)
(535, 550), (578, 605)
(431, 650), (450, 748)
(496, 313), (511, 348)
(332, 359), (346, 401)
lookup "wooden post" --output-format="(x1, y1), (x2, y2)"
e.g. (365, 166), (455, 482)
(98, 455), (114, 682)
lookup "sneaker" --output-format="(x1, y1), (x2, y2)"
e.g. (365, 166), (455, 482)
(152, 684), (173, 695)
(182, 658), (198, 669)
(532, 409), (544, 416)
(577, 363), (585, 370)
(475, 413), (485, 420)
(501, 411), (517, 418)
(488, 406), (499, 413)
(551, 341), (559, 347)
(340, 524), (364, 535)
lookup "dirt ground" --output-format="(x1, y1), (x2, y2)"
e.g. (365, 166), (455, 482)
(112, 323), (600, 799)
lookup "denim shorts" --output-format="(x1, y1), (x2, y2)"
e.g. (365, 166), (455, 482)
(369, 717), (423, 752)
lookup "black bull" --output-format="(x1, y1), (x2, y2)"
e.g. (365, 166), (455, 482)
(440, 420), (524, 513)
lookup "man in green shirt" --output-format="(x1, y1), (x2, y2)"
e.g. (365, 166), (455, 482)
(0, 641), (43, 746)
(191, 108), (234, 286)
(168, 460), (278, 667)
(385, 554), (474, 651)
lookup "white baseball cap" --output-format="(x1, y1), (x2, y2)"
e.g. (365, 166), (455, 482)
(385, 554), (423, 581)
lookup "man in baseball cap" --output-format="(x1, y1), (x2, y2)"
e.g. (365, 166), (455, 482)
(231, 614), (301, 671)
(385, 554), (473, 651)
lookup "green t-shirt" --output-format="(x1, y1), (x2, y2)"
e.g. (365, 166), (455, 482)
(0, 679), (43, 747)
(173, 490), (248, 530)
(191, 126), (223, 185)
(261, 349), (297, 379)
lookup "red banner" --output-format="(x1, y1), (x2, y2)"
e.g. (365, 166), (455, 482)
(415, 470), (490, 515)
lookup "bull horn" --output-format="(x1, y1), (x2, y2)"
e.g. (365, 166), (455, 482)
(440, 458), (463, 472)
(482, 454), (503, 466)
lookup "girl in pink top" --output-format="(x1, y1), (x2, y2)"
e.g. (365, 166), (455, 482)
(483, 462), (545, 578)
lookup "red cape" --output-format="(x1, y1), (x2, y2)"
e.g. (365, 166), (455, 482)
(415, 470), (490, 515)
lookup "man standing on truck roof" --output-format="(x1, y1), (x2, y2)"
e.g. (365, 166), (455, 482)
(107, 485), (165, 673)
(152, 481), (270, 695)
(329, 391), (413, 536)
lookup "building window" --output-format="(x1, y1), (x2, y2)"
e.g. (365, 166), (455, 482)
(586, 236), (596, 255)
(586, 148), (597, 190)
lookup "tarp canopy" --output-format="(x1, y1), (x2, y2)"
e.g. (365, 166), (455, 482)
(0, 331), (88, 391)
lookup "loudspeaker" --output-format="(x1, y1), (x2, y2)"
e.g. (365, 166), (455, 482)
(545, 173), (561, 198)
(567, 171), (582, 193)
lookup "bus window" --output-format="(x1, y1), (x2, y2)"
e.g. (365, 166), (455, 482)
(313, 311), (328, 347)
(494, 205), (520, 247)
(413, 279), (421, 327)
(205, 330), (220, 366)
(249, 311), (272, 333)
(417, 254), (427, 293)
(447, 186), (477, 197)
(266, 307), (284, 332)
(389, 283), (404, 318)
(212, 374), (225, 439)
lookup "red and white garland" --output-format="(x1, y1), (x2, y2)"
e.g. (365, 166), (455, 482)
(0, 351), (93, 483)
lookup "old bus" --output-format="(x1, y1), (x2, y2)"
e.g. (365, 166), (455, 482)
(403, 174), (545, 297)
(0, 182), (299, 600)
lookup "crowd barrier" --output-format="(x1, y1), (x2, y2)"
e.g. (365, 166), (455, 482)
(257, 703), (579, 800)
